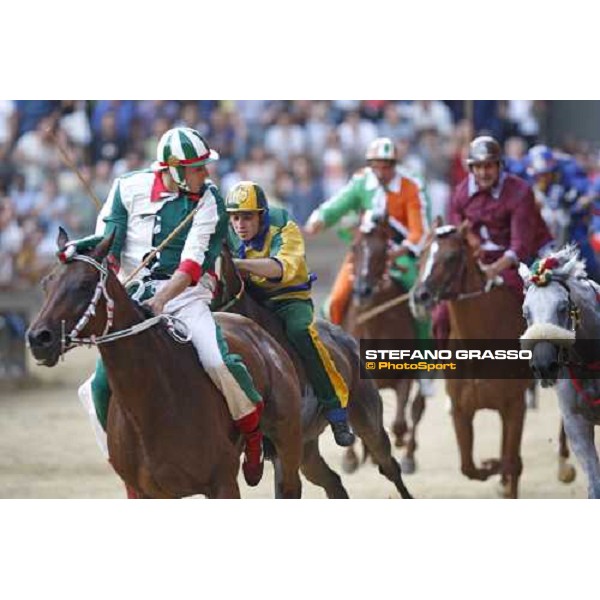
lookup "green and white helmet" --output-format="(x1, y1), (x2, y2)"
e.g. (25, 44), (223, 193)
(365, 137), (397, 162)
(153, 127), (220, 191)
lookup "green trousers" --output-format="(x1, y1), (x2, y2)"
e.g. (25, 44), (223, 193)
(265, 298), (348, 411)
(389, 253), (432, 345)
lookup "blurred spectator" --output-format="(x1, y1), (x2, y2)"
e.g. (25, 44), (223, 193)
(305, 101), (333, 164)
(0, 197), (22, 287)
(12, 116), (64, 190)
(410, 100), (454, 138)
(13, 100), (61, 138)
(321, 131), (347, 198)
(507, 100), (543, 144)
(90, 111), (126, 164)
(91, 101), (136, 139)
(337, 110), (377, 172)
(246, 145), (279, 196)
(60, 100), (92, 149)
(0, 100), (16, 160)
(379, 103), (414, 144)
(282, 156), (323, 225)
(264, 112), (306, 168)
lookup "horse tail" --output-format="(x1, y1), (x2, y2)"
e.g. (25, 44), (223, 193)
(263, 436), (277, 461)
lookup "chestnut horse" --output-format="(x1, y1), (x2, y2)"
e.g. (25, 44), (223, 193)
(341, 217), (426, 474)
(411, 222), (531, 498)
(215, 242), (413, 499)
(27, 229), (303, 499)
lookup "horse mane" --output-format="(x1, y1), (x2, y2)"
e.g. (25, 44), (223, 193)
(548, 244), (588, 282)
(523, 244), (589, 288)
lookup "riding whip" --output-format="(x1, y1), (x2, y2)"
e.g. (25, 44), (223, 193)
(47, 127), (103, 211)
(355, 291), (411, 325)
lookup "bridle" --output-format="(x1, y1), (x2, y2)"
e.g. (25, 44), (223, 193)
(59, 252), (190, 359)
(421, 231), (502, 304)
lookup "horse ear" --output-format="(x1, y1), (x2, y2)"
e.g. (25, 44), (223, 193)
(518, 262), (532, 286)
(458, 219), (471, 235)
(57, 226), (69, 250)
(432, 215), (444, 229)
(92, 230), (116, 261)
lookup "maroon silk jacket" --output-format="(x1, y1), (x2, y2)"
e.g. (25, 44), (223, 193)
(449, 172), (553, 296)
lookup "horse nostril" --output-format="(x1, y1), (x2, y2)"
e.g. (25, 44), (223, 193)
(28, 329), (54, 348)
(416, 288), (430, 303)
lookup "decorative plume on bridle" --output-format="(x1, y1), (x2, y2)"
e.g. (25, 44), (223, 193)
(527, 244), (588, 287)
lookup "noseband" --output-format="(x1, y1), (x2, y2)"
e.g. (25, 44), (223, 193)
(59, 252), (190, 359)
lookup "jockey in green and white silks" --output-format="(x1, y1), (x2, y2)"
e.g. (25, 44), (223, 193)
(79, 127), (266, 486)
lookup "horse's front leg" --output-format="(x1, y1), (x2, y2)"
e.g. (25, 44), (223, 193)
(558, 419), (577, 484)
(452, 405), (489, 481)
(498, 399), (525, 499)
(558, 389), (600, 498)
(392, 379), (412, 448)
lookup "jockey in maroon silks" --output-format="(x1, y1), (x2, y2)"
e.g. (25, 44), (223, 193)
(432, 135), (553, 343)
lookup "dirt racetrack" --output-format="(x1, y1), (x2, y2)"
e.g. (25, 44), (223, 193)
(0, 344), (593, 499)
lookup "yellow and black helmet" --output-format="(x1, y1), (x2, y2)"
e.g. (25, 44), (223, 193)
(225, 181), (268, 213)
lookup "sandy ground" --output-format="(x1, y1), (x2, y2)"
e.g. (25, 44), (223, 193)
(0, 345), (592, 499)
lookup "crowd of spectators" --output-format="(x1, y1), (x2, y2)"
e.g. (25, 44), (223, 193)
(1, 99), (599, 294)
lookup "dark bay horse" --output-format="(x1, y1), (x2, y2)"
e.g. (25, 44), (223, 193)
(27, 229), (304, 499)
(411, 222), (532, 498)
(215, 243), (413, 499)
(342, 217), (426, 474)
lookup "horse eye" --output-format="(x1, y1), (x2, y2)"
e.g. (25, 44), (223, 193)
(557, 302), (568, 314)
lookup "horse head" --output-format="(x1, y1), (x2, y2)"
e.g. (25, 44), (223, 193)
(520, 247), (590, 386)
(351, 213), (391, 303)
(27, 227), (117, 367)
(411, 218), (482, 311)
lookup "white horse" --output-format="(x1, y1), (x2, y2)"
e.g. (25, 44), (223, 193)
(520, 245), (600, 498)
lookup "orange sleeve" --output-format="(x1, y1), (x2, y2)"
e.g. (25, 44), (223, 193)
(403, 179), (425, 245)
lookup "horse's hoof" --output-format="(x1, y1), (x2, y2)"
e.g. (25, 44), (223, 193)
(481, 459), (501, 475)
(558, 462), (576, 484)
(401, 455), (416, 475)
(342, 449), (359, 474)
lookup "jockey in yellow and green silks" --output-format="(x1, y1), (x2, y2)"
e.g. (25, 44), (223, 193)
(225, 181), (355, 447)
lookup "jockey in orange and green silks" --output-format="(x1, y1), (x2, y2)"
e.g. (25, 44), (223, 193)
(305, 138), (433, 344)
(225, 181), (356, 447)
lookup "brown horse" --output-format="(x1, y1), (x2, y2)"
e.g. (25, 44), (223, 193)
(340, 217), (425, 475)
(411, 221), (531, 498)
(215, 242), (413, 499)
(27, 229), (303, 499)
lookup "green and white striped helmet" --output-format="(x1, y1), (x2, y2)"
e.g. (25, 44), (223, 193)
(153, 127), (220, 191)
(365, 137), (397, 162)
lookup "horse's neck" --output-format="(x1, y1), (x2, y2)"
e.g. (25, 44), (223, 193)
(572, 279), (600, 360)
(100, 278), (219, 430)
(462, 247), (485, 295)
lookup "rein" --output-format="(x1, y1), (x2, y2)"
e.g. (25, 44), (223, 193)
(530, 271), (600, 406)
(60, 253), (190, 358)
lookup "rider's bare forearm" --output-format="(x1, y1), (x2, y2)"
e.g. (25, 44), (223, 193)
(234, 258), (283, 280)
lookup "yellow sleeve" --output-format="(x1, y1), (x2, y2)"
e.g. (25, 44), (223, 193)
(271, 220), (307, 285)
